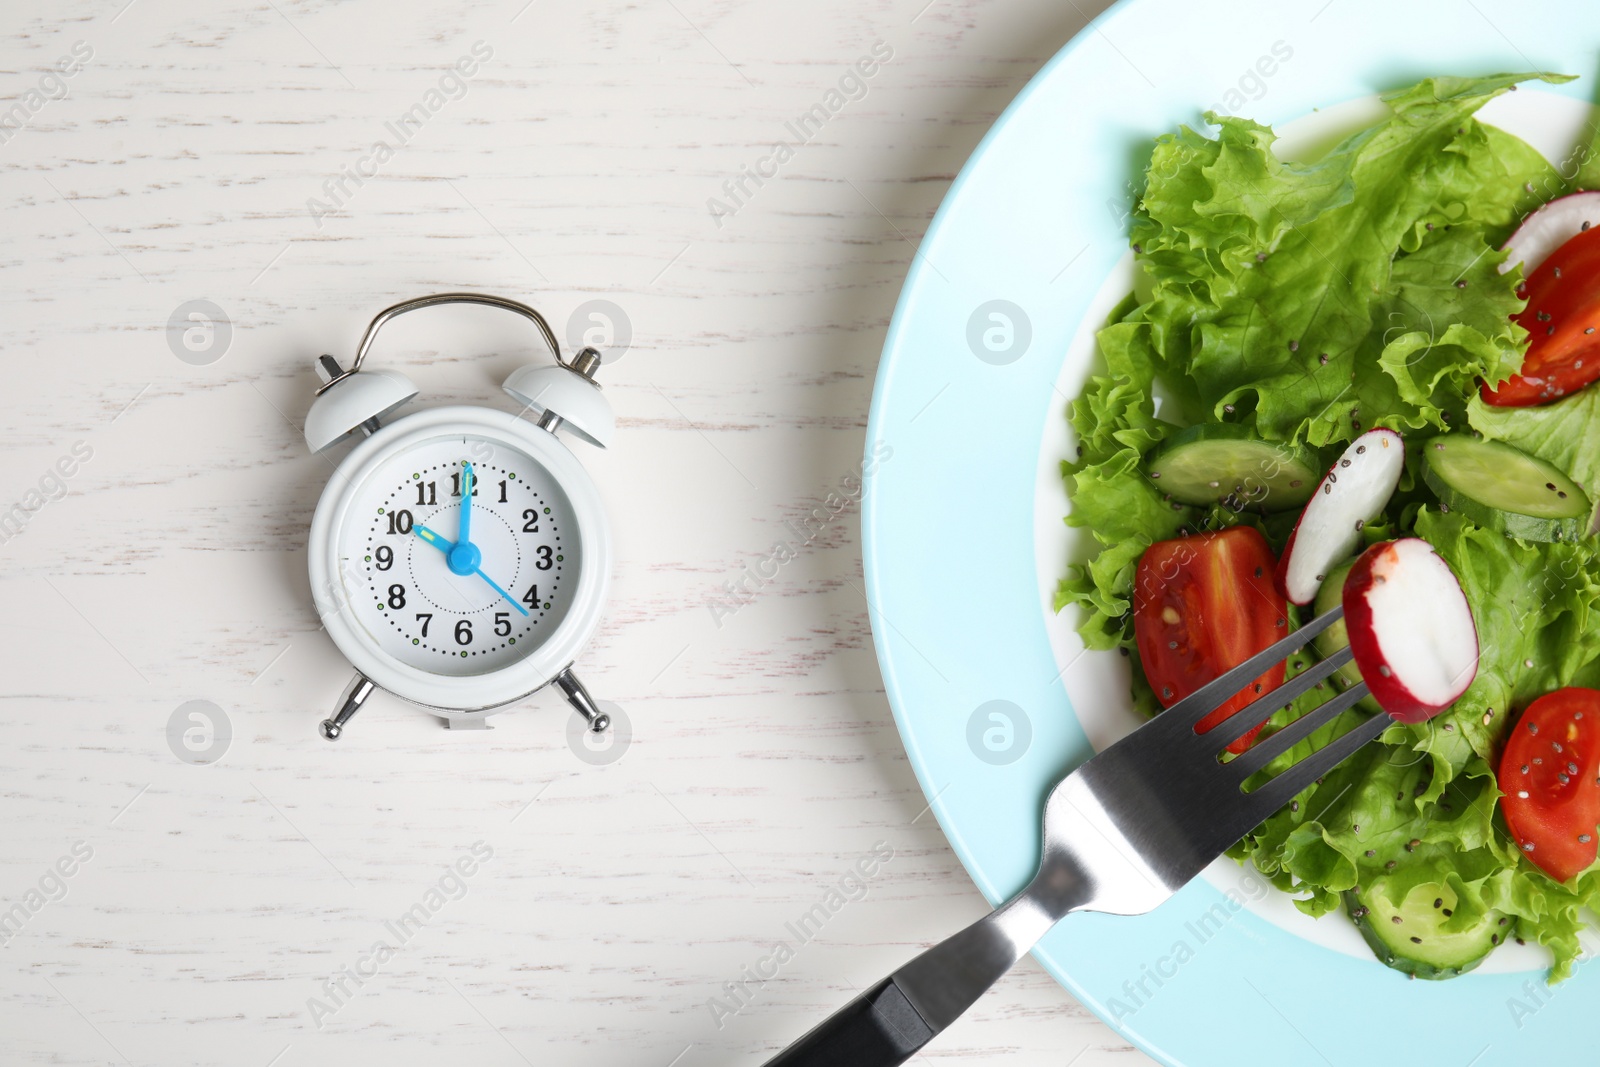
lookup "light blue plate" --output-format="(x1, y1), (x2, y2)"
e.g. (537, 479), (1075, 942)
(862, 1), (1597, 1062)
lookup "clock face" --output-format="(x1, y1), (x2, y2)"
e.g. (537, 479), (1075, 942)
(330, 432), (579, 677)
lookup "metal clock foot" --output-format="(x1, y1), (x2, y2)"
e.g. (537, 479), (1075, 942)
(554, 667), (609, 732)
(320, 673), (376, 740)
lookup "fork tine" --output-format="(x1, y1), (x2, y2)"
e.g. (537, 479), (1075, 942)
(1226, 677), (1370, 780)
(1244, 705), (1391, 813)
(1157, 606), (1344, 733)
(1202, 646), (1354, 752)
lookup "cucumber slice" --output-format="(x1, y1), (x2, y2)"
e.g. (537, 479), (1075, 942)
(1422, 435), (1591, 543)
(1310, 558), (1381, 713)
(1344, 880), (1512, 980)
(1146, 424), (1322, 512)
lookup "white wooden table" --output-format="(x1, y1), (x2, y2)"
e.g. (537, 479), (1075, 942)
(0, 2), (1151, 1063)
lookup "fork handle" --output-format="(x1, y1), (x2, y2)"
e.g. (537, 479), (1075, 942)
(762, 893), (1058, 1066)
(759, 976), (933, 1067)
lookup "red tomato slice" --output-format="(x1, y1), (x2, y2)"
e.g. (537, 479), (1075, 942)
(1133, 526), (1289, 754)
(1498, 687), (1600, 883)
(1483, 224), (1600, 406)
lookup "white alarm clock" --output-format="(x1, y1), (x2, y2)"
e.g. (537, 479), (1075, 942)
(302, 293), (613, 741)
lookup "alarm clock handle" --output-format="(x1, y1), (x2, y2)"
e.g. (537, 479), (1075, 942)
(320, 293), (568, 395)
(320, 673), (376, 740)
(554, 667), (610, 732)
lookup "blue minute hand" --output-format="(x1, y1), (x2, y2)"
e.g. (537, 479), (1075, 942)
(458, 461), (474, 546)
(474, 567), (530, 617)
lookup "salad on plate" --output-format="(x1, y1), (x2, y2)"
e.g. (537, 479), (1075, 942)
(1057, 71), (1600, 982)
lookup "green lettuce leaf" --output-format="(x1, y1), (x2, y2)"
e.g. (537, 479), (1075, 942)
(1127, 73), (1562, 446)
(1055, 309), (1193, 649)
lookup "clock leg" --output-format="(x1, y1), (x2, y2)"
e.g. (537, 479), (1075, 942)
(554, 667), (610, 733)
(320, 673), (376, 740)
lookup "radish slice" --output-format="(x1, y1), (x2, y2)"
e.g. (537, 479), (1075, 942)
(1499, 191), (1600, 277)
(1342, 538), (1479, 723)
(1275, 429), (1406, 606)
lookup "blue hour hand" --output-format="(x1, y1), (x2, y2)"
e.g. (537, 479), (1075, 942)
(414, 524), (454, 554)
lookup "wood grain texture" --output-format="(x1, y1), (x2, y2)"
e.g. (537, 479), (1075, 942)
(0, 1), (1155, 1064)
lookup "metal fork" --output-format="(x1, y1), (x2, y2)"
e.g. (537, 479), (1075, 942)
(763, 606), (1384, 1066)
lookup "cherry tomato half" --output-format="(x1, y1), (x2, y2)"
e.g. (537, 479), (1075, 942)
(1498, 687), (1600, 883)
(1483, 225), (1600, 406)
(1133, 526), (1289, 753)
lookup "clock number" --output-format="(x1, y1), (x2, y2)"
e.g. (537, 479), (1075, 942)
(494, 612), (511, 637)
(387, 584), (406, 609)
(387, 509), (414, 535)
(415, 613), (433, 637)
(415, 481), (437, 506)
(521, 584), (538, 608)
(498, 480), (509, 503)
(450, 472), (479, 498)
(535, 545), (553, 570)
(522, 508), (540, 533)
(375, 545), (394, 571)
(454, 619), (473, 645)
